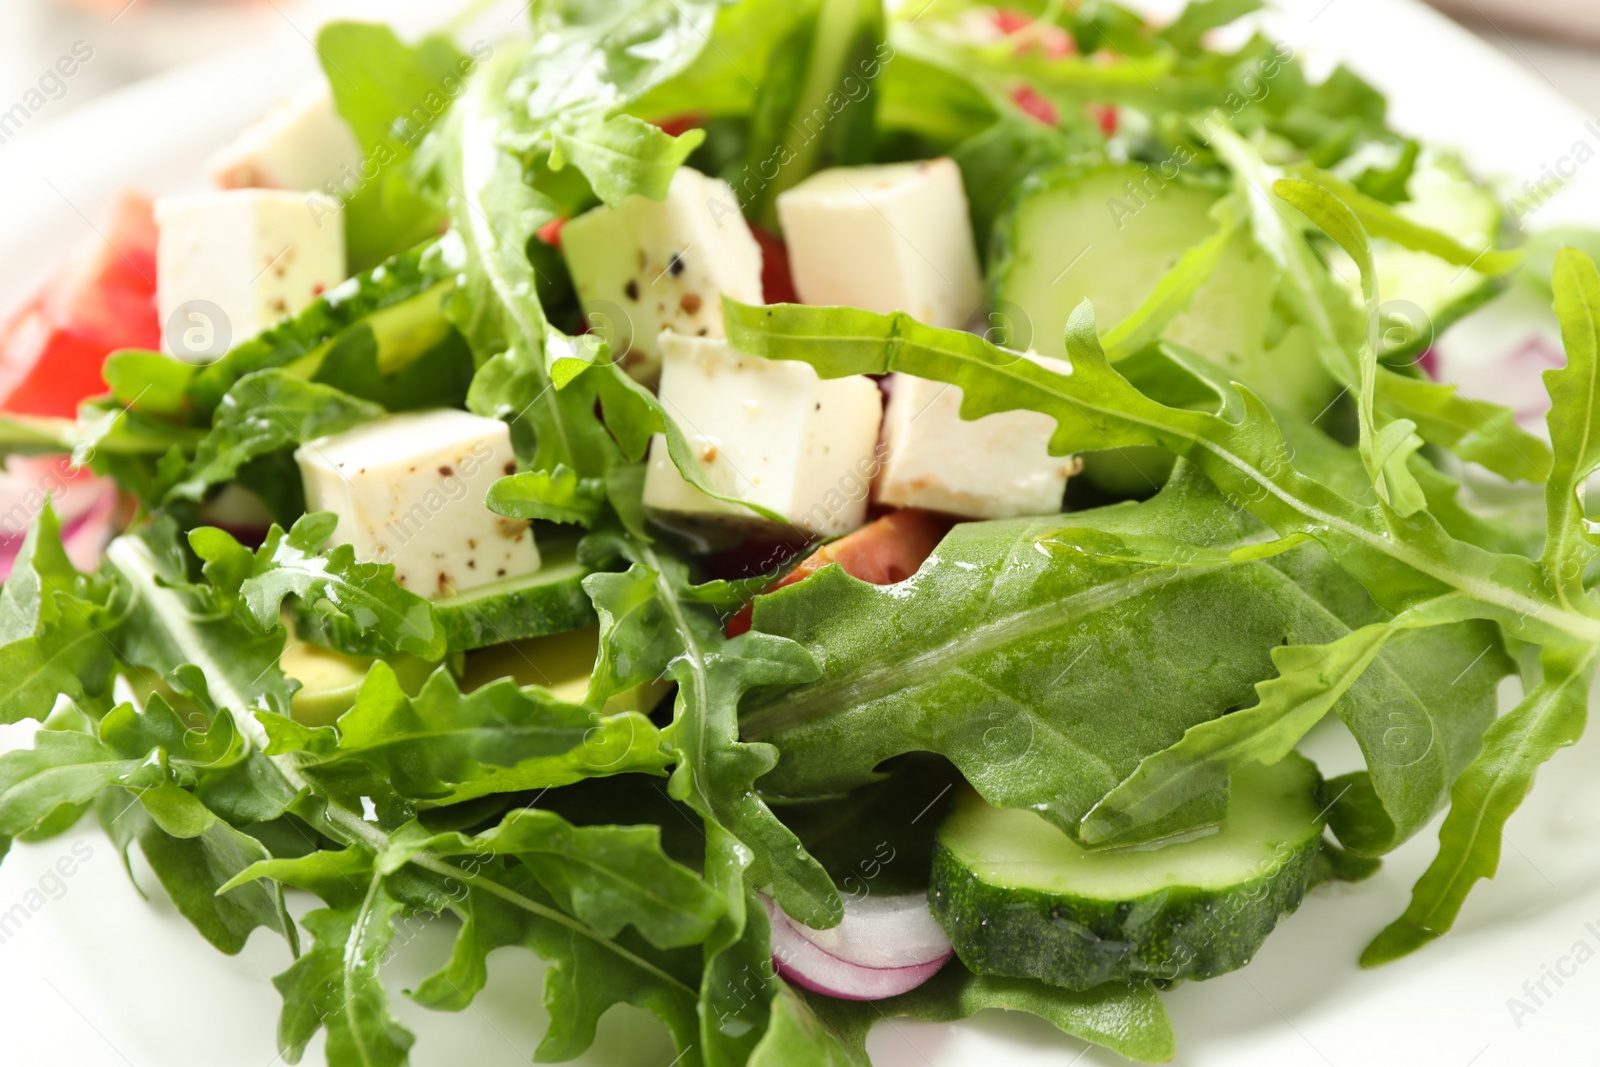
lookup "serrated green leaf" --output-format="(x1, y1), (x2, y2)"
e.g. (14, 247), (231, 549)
(162, 370), (384, 504)
(486, 463), (606, 526)
(267, 662), (667, 821)
(1363, 643), (1595, 964)
(193, 514), (445, 659)
(1542, 248), (1600, 596)
(1273, 176), (1426, 515)
(803, 963), (1177, 1065)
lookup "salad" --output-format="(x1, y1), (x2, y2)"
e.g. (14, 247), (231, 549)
(0, 0), (1593, 1063)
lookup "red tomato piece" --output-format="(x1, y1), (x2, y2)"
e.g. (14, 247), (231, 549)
(1011, 85), (1060, 126)
(749, 223), (799, 305)
(1088, 102), (1119, 136)
(725, 509), (954, 636)
(653, 113), (705, 138)
(0, 188), (158, 417)
(536, 216), (566, 249)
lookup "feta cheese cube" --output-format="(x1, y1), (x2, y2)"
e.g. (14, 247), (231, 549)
(295, 409), (539, 598)
(643, 332), (883, 537)
(561, 167), (764, 385)
(776, 158), (983, 329)
(155, 189), (346, 362)
(875, 359), (1079, 519)
(206, 83), (364, 194)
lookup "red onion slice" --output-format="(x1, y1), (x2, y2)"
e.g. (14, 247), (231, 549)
(764, 893), (953, 1002)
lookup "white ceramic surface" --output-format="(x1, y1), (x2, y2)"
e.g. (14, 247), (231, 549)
(2, 1), (1598, 1064)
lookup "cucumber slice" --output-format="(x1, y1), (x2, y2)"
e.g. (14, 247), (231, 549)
(292, 538), (595, 655)
(991, 165), (1338, 418)
(930, 756), (1325, 990)
(992, 164), (1219, 361)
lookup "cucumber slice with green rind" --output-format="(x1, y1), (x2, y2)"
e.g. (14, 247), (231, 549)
(930, 756), (1325, 990)
(292, 539), (594, 655)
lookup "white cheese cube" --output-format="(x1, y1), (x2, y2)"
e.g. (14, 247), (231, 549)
(875, 358), (1079, 519)
(643, 333), (883, 537)
(295, 409), (538, 599)
(776, 158), (983, 329)
(206, 83), (364, 194)
(561, 167), (764, 385)
(155, 189), (346, 362)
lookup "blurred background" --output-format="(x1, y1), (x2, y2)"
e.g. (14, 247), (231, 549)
(0, 0), (1597, 133)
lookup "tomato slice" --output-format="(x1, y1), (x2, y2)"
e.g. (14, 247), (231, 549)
(0, 189), (158, 417)
(1011, 85), (1059, 126)
(725, 509), (954, 636)
(535, 216), (566, 249)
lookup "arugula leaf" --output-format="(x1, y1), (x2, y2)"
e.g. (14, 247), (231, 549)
(487, 463), (606, 526)
(234, 806), (720, 1066)
(317, 23), (468, 271)
(1361, 643), (1596, 965)
(1160, 0), (1264, 55)
(0, 503), (117, 724)
(416, 860), (704, 1060)
(1211, 127), (1549, 484)
(103, 521), (297, 720)
(1290, 164), (1521, 274)
(260, 662), (668, 819)
(160, 370), (384, 504)
(1274, 177), (1426, 516)
(183, 242), (457, 416)
(188, 514), (445, 659)
(1082, 598), (1508, 850)
(801, 964), (1177, 1065)
(741, 464), (1504, 847)
(1541, 247), (1600, 598)
(587, 539), (842, 927)
(273, 870), (417, 1065)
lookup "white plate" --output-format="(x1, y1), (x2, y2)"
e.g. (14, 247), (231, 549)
(3, 2), (1598, 1064)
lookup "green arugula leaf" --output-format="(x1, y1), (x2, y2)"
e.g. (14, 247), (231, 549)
(1291, 164), (1522, 274)
(103, 521), (297, 720)
(161, 370), (384, 504)
(260, 662), (668, 820)
(185, 242), (457, 415)
(1211, 127), (1548, 484)
(1542, 247), (1600, 599)
(317, 23), (469, 271)
(585, 539), (841, 930)
(273, 871), (417, 1065)
(1160, 0), (1264, 55)
(739, 0), (886, 225)
(1362, 643), (1596, 965)
(1081, 596), (1508, 849)
(487, 463), (607, 526)
(189, 514), (445, 659)
(0, 503), (117, 724)
(551, 113), (705, 206)
(741, 465), (1505, 848)
(801, 964), (1177, 1065)
(1273, 176), (1426, 515)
